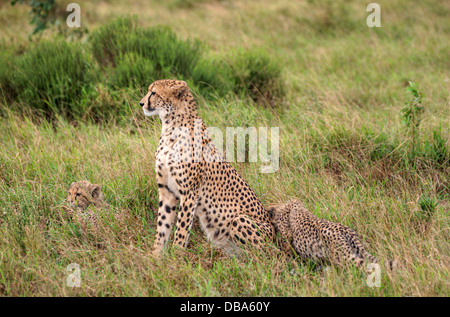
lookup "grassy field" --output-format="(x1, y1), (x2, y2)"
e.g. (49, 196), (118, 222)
(0, 0), (449, 296)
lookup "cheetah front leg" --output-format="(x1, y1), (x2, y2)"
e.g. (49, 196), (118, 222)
(152, 186), (179, 256)
(172, 189), (199, 248)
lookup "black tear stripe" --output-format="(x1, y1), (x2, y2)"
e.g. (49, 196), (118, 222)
(165, 185), (174, 194)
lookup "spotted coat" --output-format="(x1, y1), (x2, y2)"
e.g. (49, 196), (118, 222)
(140, 79), (275, 255)
(268, 200), (383, 267)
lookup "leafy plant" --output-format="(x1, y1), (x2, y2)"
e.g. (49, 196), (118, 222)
(11, 0), (56, 36)
(415, 195), (438, 223)
(401, 81), (424, 157)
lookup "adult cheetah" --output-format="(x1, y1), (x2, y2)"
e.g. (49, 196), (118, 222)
(268, 200), (396, 269)
(140, 79), (275, 256)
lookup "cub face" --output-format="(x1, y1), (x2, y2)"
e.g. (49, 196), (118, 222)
(267, 205), (287, 232)
(267, 204), (293, 254)
(67, 180), (104, 210)
(139, 79), (189, 118)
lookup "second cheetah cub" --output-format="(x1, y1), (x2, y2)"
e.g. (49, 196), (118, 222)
(268, 200), (395, 269)
(66, 180), (121, 230)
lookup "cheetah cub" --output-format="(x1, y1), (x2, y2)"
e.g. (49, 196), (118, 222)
(268, 200), (396, 269)
(66, 180), (120, 230)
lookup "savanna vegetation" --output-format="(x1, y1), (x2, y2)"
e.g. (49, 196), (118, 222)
(0, 0), (448, 296)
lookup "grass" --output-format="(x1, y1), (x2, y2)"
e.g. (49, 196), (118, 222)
(0, 0), (449, 296)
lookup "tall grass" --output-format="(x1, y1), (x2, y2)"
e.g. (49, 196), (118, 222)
(0, 103), (448, 296)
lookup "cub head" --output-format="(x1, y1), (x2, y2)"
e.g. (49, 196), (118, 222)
(267, 203), (294, 252)
(67, 180), (104, 210)
(267, 204), (288, 232)
(139, 79), (191, 119)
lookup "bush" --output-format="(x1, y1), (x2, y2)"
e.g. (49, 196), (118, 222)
(90, 16), (136, 67)
(136, 26), (201, 79)
(90, 17), (285, 106)
(192, 48), (286, 106)
(415, 195), (438, 223)
(110, 52), (155, 89)
(90, 16), (201, 81)
(7, 39), (94, 118)
(228, 47), (285, 106)
(192, 53), (235, 98)
(1, 18), (286, 121)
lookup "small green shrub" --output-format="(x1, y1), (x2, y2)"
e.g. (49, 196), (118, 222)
(110, 52), (155, 89)
(415, 195), (438, 222)
(90, 16), (201, 80)
(91, 17), (284, 106)
(192, 53), (235, 98)
(228, 47), (285, 106)
(90, 16), (136, 67)
(8, 39), (94, 118)
(136, 26), (201, 79)
(401, 81), (424, 157)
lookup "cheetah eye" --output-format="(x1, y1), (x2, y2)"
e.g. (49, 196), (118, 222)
(150, 91), (155, 97)
(76, 193), (81, 197)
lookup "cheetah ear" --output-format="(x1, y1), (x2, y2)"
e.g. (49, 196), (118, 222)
(172, 81), (189, 99)
(90, 184), (101, 198)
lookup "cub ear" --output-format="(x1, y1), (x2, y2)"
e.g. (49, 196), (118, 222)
(267, 207), (276, 219)
(90, 184), (101, 198)
(172, 81), (189, 99)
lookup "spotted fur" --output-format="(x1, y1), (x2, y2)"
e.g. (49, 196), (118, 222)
(140, 79), (275, 256)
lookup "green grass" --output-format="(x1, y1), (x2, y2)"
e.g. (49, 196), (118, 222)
(0, 0), (449, 296)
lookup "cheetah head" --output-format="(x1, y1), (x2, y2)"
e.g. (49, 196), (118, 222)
(140, 79), (190, 119)
(67, 180), (104, 210)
